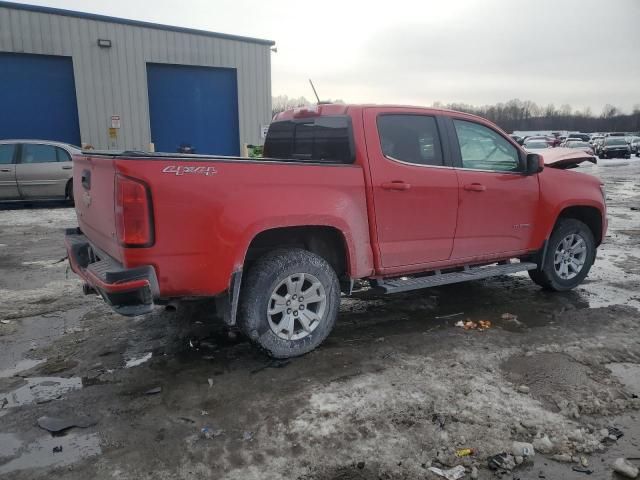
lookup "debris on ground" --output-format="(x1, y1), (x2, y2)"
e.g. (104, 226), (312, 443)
(435, 312), (464, 319)
(37, 415), (97, 434)
(501, 312), (524, 326)
(607, 426), (624, 440)
(612, 458), (639, 478)
(571, 466), (594, 475)
(455, 448), (475, 457)
(242, 430), (254, 441)
(488, 452), (516, 471)
(52, 446), (63, 453)
(144, 386), (162, 395)
(356, 461), (365, 469)
(470, 466), (478, 479)
(454, 320), (492, 331)
(631, 206), (639, 211)
(511, 441), (535, 458)
(0, 319), (11, 324)
(428, 465), (466, 480)
(517, 385), (530, 394)
(207, 378), (213, 388)
(200, 426), (224, 439)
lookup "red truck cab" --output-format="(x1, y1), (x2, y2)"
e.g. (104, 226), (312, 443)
(66, 104), (606, 358)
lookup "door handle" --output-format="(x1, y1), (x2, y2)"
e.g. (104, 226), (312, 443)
(0, 168), (10, 173)
(61, 165), (72, 170)
(463, 183), (486, 192)
(381, 181), (411, 191)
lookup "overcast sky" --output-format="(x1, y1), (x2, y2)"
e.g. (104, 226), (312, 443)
(13, 0), (640, 113)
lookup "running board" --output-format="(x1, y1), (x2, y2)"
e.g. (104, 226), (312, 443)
(373, 262), (538, 294)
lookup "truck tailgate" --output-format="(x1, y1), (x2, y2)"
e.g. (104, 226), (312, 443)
(72, 155), (122, 262)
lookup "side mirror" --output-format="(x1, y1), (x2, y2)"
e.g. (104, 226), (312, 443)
(525, 153), (544, 175)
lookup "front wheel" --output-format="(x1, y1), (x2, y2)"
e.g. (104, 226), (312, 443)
(238, 248), (340, 358)
(529, 218), (596, 291)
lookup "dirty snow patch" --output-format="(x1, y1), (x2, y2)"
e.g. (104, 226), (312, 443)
(125, 352), (152, 368)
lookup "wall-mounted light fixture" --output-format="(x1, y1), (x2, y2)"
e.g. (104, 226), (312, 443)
(97, 39), (112, 48)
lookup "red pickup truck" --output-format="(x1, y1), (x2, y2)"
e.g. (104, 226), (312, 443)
(66, 104), (606, 358)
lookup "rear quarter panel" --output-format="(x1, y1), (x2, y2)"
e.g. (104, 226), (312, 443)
(115, 159), (373, 297)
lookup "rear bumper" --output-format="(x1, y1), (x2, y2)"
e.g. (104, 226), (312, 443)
(65, 229), (159, 316)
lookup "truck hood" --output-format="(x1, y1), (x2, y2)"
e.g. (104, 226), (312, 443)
(540, 147), (597, 169)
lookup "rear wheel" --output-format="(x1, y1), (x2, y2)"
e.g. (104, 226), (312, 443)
(529, 218), (596, 291)
(238, 248), (340, 358)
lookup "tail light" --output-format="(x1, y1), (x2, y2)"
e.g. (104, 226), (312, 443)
(115, 174), (154, 247)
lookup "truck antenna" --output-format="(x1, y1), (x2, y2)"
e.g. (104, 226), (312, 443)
(309, 79), (321, 104)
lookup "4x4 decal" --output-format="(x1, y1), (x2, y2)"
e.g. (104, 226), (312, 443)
(162, 165), (217, 176)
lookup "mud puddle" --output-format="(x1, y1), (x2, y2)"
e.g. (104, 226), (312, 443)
(0, 306), (90, 372)
(0, 432), (101, 476)
(1, 376), (82, 413)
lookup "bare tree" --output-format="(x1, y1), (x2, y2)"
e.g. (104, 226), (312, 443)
(272, 95), (311, 116)
(601, 104), (619, 119)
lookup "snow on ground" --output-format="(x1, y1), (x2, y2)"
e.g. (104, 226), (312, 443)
(0, 207), (77, 228)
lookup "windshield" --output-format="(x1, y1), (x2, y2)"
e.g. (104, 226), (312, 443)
(605, 138), (627, 146)
(567, 141), (589, 147)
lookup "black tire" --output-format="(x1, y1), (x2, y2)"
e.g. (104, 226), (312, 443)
(238, 248), (340, 358)
(529, 218), (596, 291)
(66, 179), (74, 206)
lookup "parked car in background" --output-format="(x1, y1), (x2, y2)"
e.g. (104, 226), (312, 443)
(524, 136), (556, 147)
(563, 140), (594, 155)
(600, 137), (631, 159)
(630, 137), (640, 157)
(523, 139), (552, 151)
(509, 134), (524, 145)
(567, 133), (590, 142)
(0, 140), (79, 202)
(592, 137), (606, 156)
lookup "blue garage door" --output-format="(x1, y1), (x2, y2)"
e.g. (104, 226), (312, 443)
(0, 53), (80, 145)
(147, 63), (240, 155)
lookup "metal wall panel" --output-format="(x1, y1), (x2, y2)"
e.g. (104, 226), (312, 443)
(0, 4), (272, 150)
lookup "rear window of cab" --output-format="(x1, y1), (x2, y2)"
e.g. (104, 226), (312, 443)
(263, 116), (354, 163)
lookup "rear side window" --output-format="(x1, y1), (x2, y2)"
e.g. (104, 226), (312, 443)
(0, 144), (15, 164)
(376, 115), (444, 166)
(263, 116), (354, 163)
(56, 147), (72, 162)
(21, 144), (58, 164)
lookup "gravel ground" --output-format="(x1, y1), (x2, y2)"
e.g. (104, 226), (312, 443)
(0, 159), (639, 480)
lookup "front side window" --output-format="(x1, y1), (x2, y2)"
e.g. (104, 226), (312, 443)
(56, 147), (72, 162)
(21, 144), (58, 164)
(263, 116), (353, 163)
(453, 120), (520, 172)
(377, 114), (444, 166)
(0, 144), (15, 165)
